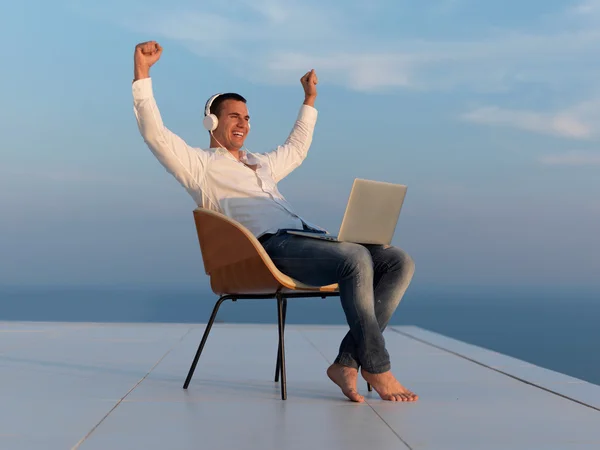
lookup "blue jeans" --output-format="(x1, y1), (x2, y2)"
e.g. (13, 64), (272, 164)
(261, 231), (415, 373)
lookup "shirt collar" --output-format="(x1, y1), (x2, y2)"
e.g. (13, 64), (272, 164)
(213, 147), (261, 167)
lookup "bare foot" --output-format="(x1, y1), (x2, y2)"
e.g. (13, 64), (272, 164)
(361, 369), (418, 402)
(327, 363), (364, 403)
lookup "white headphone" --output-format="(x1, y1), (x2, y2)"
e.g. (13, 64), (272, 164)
(203, 93), (221, 131)
(203, 93), (251, 132)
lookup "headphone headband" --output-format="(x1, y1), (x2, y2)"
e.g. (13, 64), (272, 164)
(204, 93), (223, 117)
(203, 93), (222, 132)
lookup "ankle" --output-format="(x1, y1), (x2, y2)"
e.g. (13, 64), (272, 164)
(331, 363), (358, 373)
(362, 366), (391, 376)
(362, 368), (391, 378)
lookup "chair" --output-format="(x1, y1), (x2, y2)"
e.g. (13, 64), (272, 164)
(182, 208), (343, 400)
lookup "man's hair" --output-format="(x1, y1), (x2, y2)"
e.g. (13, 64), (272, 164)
(209, 93), (247, 118)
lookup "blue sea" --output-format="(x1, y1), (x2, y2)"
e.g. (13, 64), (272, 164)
(1, 284), (598, 386)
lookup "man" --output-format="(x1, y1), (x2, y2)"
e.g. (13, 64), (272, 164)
(132, 41), (418, 403)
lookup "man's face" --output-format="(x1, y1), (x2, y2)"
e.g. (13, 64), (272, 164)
(212, 99), (250, 151)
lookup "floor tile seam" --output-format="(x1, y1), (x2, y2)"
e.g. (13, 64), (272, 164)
(390, 327), (600, 413)
(367, 407), (414, 450)
(70, 326), (196, 449)
(297, 329), (412, 449)
(297, 329), (333, 365)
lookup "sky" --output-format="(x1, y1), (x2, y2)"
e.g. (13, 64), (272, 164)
(0, 0), (599, 289)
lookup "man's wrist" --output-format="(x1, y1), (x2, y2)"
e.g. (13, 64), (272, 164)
(303, 95), (317, 107)
(134, 65), (150, 81)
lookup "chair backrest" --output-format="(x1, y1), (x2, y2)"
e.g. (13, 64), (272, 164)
(192, 208), (284, 294)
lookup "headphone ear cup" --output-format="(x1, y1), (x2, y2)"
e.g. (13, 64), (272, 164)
(248, 122), (251, 131)
(203, 114), (218, 131)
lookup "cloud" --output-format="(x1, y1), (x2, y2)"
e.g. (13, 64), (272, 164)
(264, 52), (413, 91)
(539, 151), (600, 166)
(571, 0), (600, 15)
(81, 0), (600, 93)
(461, 98), (600, 139)
(460, 101), (600, 139)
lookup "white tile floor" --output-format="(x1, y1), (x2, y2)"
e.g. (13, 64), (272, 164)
(0, 322), (598, 450)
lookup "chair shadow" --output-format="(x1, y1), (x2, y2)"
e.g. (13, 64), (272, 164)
(156, 375), (353, 403)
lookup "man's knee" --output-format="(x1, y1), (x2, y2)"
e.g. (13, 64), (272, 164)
(387, 247), (416, 278)
(339, 243), (373, 278)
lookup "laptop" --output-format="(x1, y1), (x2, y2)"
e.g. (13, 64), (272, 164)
(287, 178), (407, 245)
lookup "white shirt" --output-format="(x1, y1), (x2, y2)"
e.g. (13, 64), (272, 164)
(132, 78), (326, 238)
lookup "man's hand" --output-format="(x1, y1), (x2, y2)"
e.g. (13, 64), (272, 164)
(134, 41), (163, 81)
(301, 69), (318, 107)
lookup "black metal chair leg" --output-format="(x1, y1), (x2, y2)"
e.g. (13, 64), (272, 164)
(276, 294), (287, 400)
(367, 383), (373, 392)
(183, 295), (232, 389)
(274, 297), (287, 382)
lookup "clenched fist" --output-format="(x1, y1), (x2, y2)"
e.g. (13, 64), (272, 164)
(301, 69), (318, 106)
(134, 41), (163, 81)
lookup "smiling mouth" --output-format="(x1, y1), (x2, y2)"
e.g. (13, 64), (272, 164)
(233, 132), (244, 138)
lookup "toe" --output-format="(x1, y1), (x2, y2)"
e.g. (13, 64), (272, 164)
(353, 393), (365, 403)
(345, 390), (364, 403)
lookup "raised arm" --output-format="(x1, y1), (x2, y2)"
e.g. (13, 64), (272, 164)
(264, 70), (319, 182)
(133, 41), (207, 192)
